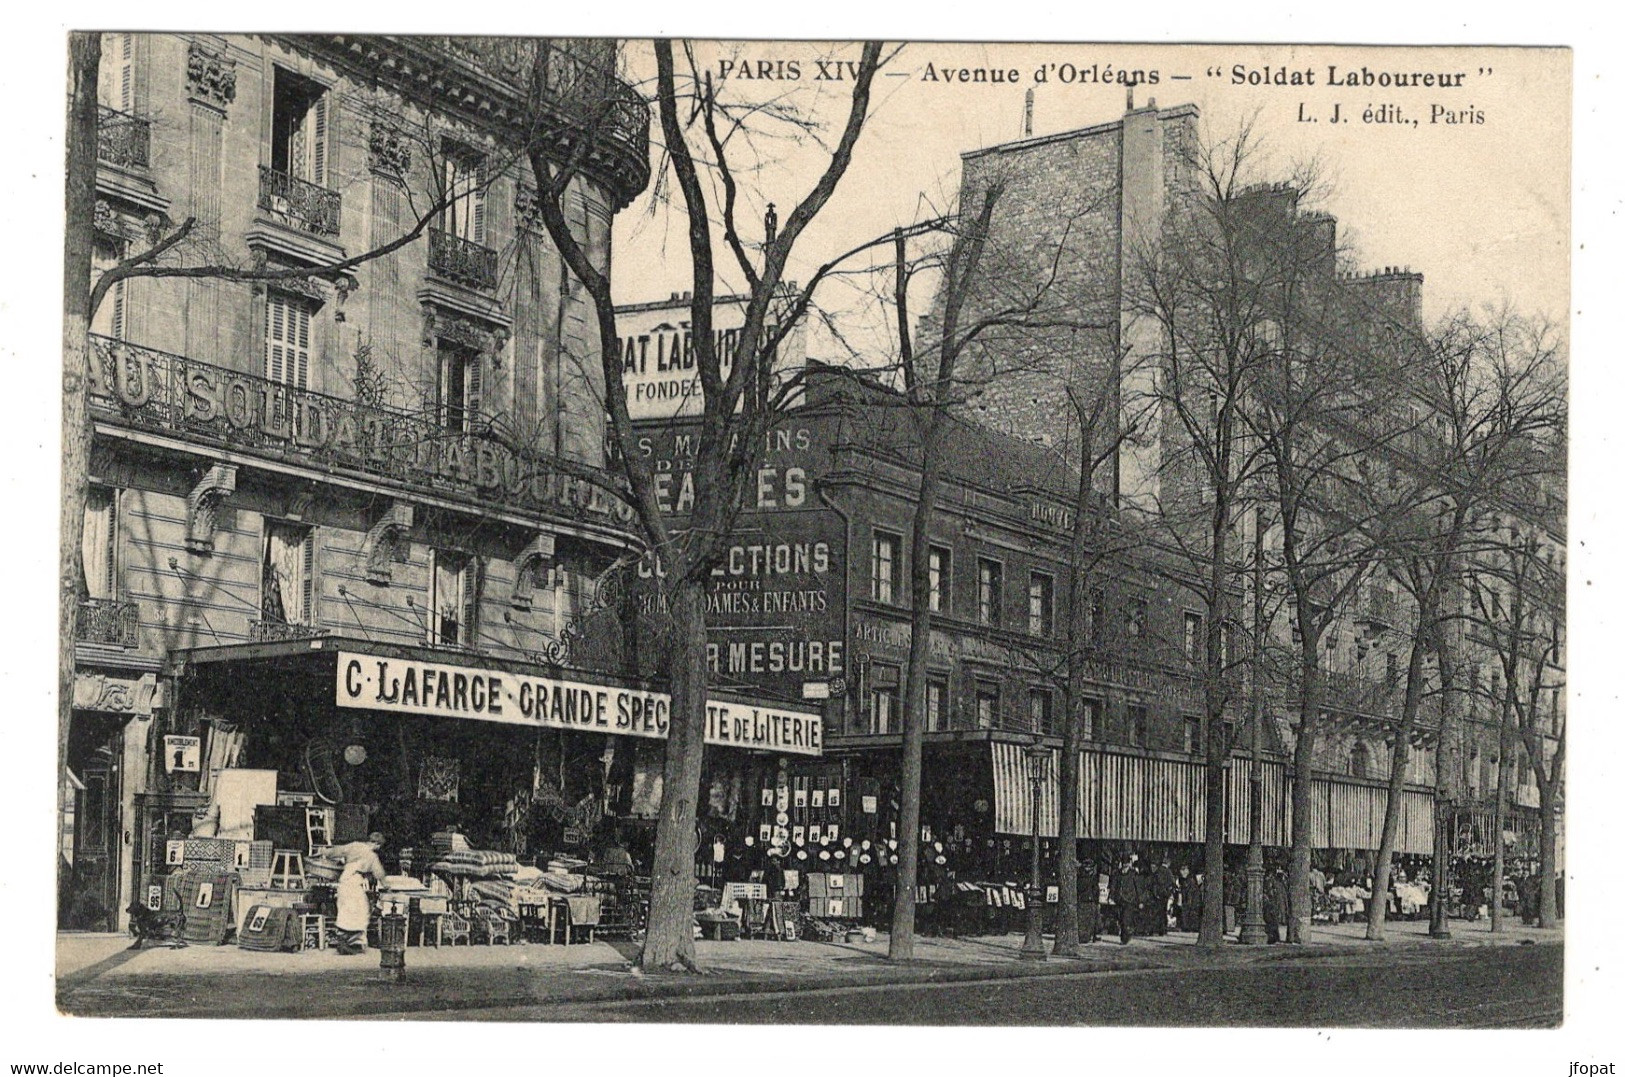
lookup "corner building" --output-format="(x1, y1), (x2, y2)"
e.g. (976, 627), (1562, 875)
(63, 34), (653, 930)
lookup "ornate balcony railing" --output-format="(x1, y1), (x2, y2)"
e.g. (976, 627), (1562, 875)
(292, 36), (651, 209)
(258, 166), (342, 237)
(87, 335), (634, 531)
(428, 228), (499, 290)
(97, 106), (150, 170)
(76, 597), (140, 648)
(248, 619), (330, 643)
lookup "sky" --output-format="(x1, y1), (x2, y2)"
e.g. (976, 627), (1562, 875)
(611, 42), (1570, 355)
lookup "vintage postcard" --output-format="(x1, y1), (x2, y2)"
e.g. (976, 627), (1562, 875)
(37, 24), (1588, 1070)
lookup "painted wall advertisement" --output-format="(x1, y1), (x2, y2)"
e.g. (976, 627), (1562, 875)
(617, 292), (807, 421)
(632, 416), (846, 702)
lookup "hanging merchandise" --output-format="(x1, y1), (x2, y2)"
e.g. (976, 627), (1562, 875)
(418, 755), (460, 802)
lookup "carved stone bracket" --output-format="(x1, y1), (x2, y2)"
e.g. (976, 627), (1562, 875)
(364, 501), (415, 584)
(186, 42), (238, 111)
(185, 463), (238, 553)
(509, 532), (557, 609)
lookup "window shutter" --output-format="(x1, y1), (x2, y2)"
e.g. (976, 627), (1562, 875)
(309, 94), (328, 187)
(110, 280), (126, 340)
(300, 529), (316, 625)
(118, 34), (133, 113)
(461, 557), (482, 645)
(292, 299), (310, 389)
(465, 353), (483, 427)
(471, 181), (486, 244)
(265, 292), (311, 389)
(265, 293), (285, 383)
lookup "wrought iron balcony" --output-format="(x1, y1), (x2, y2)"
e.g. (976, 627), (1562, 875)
(76, 597), (140, 648)
(428, 228), (499, 290)
(97, 106), (150, 170)
(291, 36), (651, 209)
(248, 619), (330, 643)
(258, 166), (342, 237)
(86, 335), (635, 532)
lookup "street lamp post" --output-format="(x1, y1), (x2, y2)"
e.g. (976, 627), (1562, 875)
(1020, 738), (1050, 961)
(1239, 505), (1269, 945)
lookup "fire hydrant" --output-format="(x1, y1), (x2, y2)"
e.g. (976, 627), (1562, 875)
(378, 912), (408, 983)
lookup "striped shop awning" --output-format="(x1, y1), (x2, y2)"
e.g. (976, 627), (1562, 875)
(991, 742), (1433, 854)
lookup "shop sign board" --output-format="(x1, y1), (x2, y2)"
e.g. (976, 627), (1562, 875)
(164, 735), (201, 773)
(335, 651), (822, 755)
(618, 292), (805, 421)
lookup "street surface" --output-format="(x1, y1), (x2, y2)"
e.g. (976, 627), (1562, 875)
(452, 944), (1561, 1027)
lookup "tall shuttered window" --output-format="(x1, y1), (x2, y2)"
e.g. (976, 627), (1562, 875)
(261, 521), (315, 626)
(429, 549), (479, 647)
(81, 486), (118, 601)
(442, 144), (487, 244)
(438, 341), (483, 433)
(264, 291), (313, 389)
(271, 68), (329, 187)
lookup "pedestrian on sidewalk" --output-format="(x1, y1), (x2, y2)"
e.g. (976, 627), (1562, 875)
(1150, 858), (1176, 936)
(333, 832), (387, 955)
(1264, 865), (1288, 944)
(1177, 864), (1202, 933)
(1111, 857), (1144, 945)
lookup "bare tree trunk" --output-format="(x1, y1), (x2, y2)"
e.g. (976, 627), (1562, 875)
(890, 443), (941, 962)
(1429, 605), (1461, 939)
(1366, 613), (1426, 941)
(1490, 680), (1513, 934)
(60, 32), (101, 916)
(1538, 794), (1559, 928)
(638, 579), (708, 971)
(1286, 658), (1318, 945)
(1053, 432), (1096, 957)
(1197, 515), (1230, 949)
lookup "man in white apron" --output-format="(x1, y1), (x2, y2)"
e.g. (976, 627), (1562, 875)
(333, 832), (386, 955)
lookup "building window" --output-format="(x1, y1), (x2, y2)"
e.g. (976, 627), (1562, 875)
(926, 678), (947, 733)
(1089, 587), (1106, 649)
(81, 486), (119, 601)
(975, 681), (1001, 729)
(1126, 597), (1146, 640)
(1385, 652), (1401, 690)
(440, 142), (487, 244)
(1185, 611), (1205, 664)
(1351, 740), (1372, 779)
(429, 548), (476, 646)
(264, 290), (314, 390)
(977, 558), (1003, 627)
(91, 237), (127, 340)
(870, 530), (900, 604)
(1080, 698), (1100, 741)
(1184, 716), (1204, 755)
(270, 68), (330, 188)
(927, 545), (951, 614)
(1127, 703), (1148, 748)
(1028, 689), (1054, 736)
(1028, 572), (1054, 637)
(261, 520), (315, 625)
(438, 340), (483, 433)
(868, 663), (900, 735)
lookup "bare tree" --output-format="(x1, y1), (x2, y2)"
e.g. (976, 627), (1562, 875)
(1126, 124), (1280, 948)
(527, 40), (887, 971)
(1362, 309), (1566, 940)
(1463, 477), (1565, 930)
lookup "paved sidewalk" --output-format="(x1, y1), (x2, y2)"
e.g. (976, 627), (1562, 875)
(55, 916), (1561, 1020)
